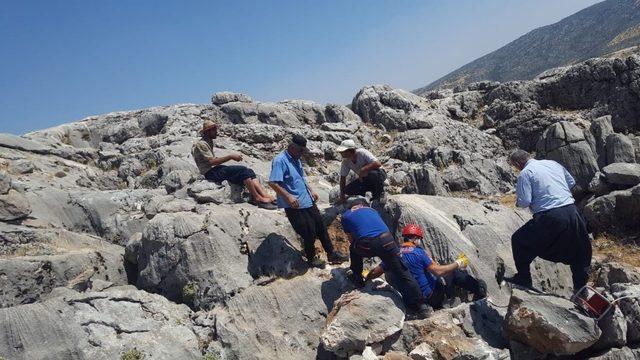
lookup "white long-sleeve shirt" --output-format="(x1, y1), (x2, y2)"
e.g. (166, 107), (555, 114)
(516, 159), (576, 214)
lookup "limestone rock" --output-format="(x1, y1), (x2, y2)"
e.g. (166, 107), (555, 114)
(215, 269), (351, 360)
(321, 284), (405, 357)
(536, 121), (599, 191)
(590, 116), (614, 167)
(503, 289), (601, 355)
(611, 283), (640, 344)
(602, 162), (640, 187)
(589, 346), (640, 360)
(606, 133), (636, 165)
(211, 91), (252, 105)
(0, 247), (127, 308)
(0, 189), (31, 221)
(0, 171), (10, 194)
(0, 286), (207, 360)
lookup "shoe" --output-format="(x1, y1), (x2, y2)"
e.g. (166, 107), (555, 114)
(503, 273), (533, 289)
(348, 272), (365, 288)
(308, 256), (326, 269)
(473, 279), (487, 301)
(256, 201), (277, 210)
(407, 303), (432, 320)
(327, 251), (349, 264)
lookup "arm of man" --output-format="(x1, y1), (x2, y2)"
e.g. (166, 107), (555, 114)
(427, 262), (459, 277)
(563, 166), (576, 189)
(360, 160), (382, 172)
(365, 265), (385, 282)
(357, 150), (381, 178)
(338, 176), (347, 202)
(268, 158), (299, 208)
(207, 154), (239, 166)
(515, 172), (532, 209)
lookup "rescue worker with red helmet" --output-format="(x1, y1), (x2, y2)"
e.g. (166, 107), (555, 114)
(366, 223), (487, 309)
(341, 197), (431, 319)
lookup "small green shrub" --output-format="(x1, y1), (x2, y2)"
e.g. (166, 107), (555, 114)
(182, 282), (196, 304)
(202, 353), (218, 360)
(121, 348), (145, 360)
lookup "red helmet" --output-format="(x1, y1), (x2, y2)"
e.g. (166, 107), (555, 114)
(401, 224), (424, 239)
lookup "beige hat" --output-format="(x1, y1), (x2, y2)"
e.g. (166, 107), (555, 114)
(200, 120), (218, 134)
(336, 139), (357, 153)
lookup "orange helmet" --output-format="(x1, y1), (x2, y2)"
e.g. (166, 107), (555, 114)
(401, 224), (424, 239)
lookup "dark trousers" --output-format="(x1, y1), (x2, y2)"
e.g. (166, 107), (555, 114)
(205, 165), (256, 185)
(285, 205), (334, 260)
(511, 203), (592, 290)
(344, 169), (386, 199)
(427, 270), (482, 309)
(350, 233), (424, 309)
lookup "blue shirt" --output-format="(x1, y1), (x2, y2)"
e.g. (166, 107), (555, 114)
(516, 159), (576, 214)
(269, 150), (313, 209)
(341, 207), (390, 240)
(382, 244), (438, 298)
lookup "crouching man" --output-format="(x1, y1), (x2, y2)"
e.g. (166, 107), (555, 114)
(366, 224), (486, 309)
(341, 197), (430, 318)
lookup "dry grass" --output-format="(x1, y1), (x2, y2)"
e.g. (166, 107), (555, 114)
(499, 193), (517, 209)
(592, 233), (640, 268)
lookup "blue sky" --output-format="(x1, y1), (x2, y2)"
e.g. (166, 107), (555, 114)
(1, 0), (601, 135)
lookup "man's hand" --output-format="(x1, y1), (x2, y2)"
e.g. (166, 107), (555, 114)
(286, 194), (300, 208)
(455, 254), (469, 270)
(358, 169), (368, 180)
(311, 191), (319, 202)
(230, 154), (243, 162)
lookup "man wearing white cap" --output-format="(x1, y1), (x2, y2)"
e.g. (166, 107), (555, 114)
(336, 139), (386, 203)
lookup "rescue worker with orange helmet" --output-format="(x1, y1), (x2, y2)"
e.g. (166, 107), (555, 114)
(341, 197), (431, 319)
(366, 223), (487, 309)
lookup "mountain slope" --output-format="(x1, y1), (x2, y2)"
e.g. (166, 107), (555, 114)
(416, 0), (640, 93)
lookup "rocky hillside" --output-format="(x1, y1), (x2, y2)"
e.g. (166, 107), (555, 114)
(416, 0), (640, 93)
(0, 55), (639, 359)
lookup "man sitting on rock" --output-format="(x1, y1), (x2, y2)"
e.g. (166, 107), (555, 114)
(336, 139), (386, 203)
(268, 134), (348, 268)
(192, 120), (276, 209)
(366, 224), (486, 310)
(341, 197), (430, 318)
(505, 149), (592, 292)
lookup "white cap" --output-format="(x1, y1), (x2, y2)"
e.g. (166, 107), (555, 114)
(336, 139), (357, 153)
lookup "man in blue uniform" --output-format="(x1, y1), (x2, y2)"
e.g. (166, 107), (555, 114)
(505, 149), (592, 291)
(365, 224), (486, 309)
(269, 134), (348, 268)
(341, 197), (430, 318)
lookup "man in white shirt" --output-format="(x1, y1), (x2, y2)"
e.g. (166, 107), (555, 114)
(335, 139), (386, 203)
(505, 149), (592, 292)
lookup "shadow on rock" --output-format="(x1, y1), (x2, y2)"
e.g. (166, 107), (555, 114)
(248, 233), (307, 279)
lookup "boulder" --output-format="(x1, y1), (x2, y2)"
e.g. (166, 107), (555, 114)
(0, 247), (127, 308)
(211, 91), (252, 105)
(134, 211), (253, 309)
(606, 133), (636, 165)
(592, 261), (640, 290)
(137, 112), (169, 136)
(0, 189), (31, 221)
(214, 269), (351, 360)
(583, 184), (640, 232)
(590, 116), (614, 167)
(161, 169), (194, 193)
(602, 162), (640, 187)
(503, 289), (601, 355)
(611, 283), (640, 344)
(321, 284), (405, 357)
(0, 171), (10, 194)
(0, 286), (207, 360)
(593, 306), (627, 350)
(536, 121), (599, 191)
(399, 310), (507, 360)
(187, 180), (246, 204)
(589, 346), (640, 360)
